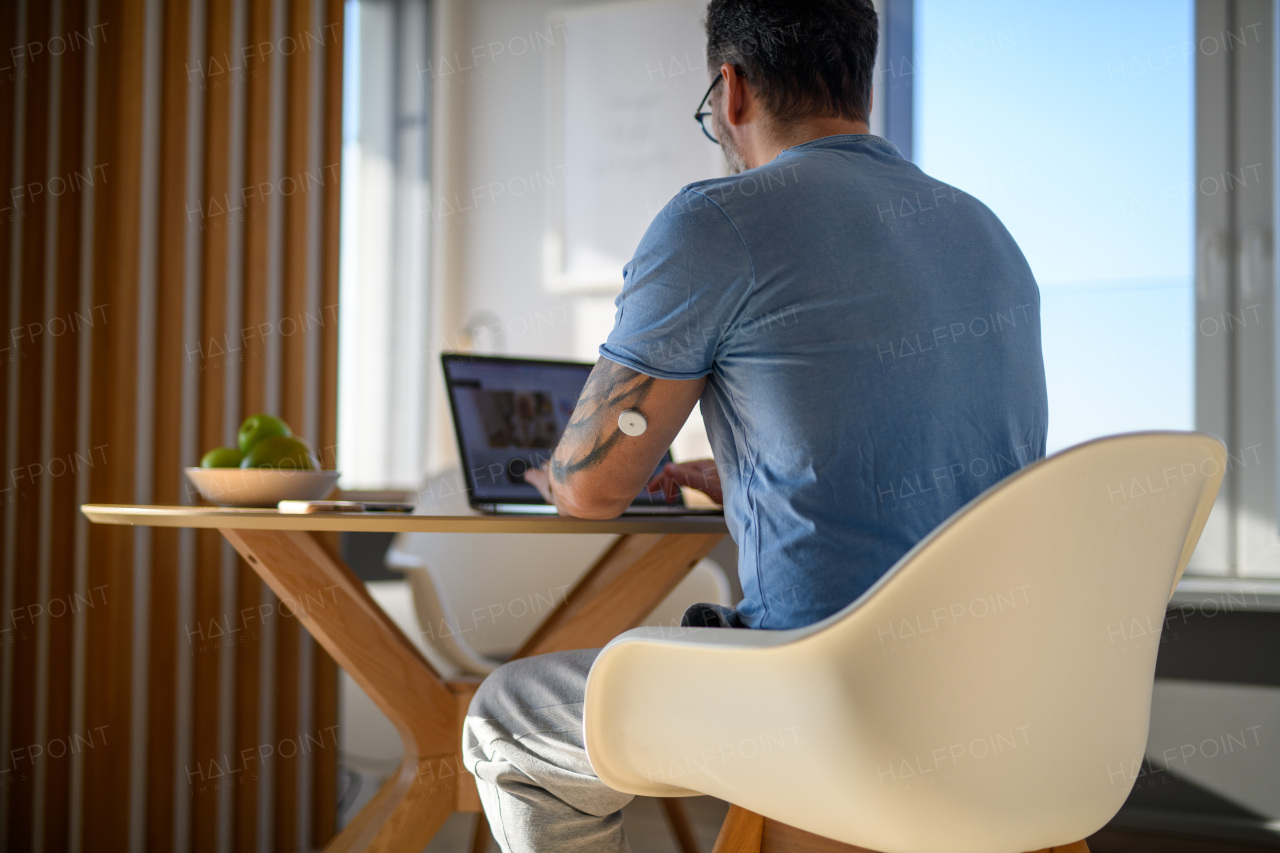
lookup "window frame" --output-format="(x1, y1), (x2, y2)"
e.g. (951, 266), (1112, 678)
(1191, 0), (1274, 579)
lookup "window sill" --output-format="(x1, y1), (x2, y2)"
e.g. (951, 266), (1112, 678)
(1170, 577), (1280, 613)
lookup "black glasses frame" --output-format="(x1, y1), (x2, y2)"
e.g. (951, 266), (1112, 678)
(694, 75), (722, 144)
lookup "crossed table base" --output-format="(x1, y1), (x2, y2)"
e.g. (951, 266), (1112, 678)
(81, 505), (726, 851)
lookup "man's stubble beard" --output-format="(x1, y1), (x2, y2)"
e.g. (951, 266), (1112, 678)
(712, 112), (747, 175)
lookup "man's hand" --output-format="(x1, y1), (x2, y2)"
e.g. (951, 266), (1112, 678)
(646, 459), (723, 505)
(523, 465), (555, 505)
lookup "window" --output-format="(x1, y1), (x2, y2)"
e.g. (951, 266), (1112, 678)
(907, 0), (1276, 578)
(913, 0), (1194, 452)
(338, 0), (432, 489)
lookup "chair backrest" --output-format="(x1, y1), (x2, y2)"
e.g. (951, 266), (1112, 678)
(780, 431), (1225, 846)
(586, 432), (1224, 853)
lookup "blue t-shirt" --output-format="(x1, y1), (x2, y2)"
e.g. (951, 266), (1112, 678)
(601, 134), (1048, 630)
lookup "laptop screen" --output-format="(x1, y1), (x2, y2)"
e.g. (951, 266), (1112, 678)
(441, 354), (678, 506)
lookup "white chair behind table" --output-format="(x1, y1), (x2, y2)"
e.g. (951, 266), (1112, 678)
(384, 467), (731, 678)
(583, 432), (1226, 853)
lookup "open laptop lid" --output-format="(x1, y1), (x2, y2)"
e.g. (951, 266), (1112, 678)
(441, 353), (684, 511)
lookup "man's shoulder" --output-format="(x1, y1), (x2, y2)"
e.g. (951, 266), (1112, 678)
(675, 160), (810, 210)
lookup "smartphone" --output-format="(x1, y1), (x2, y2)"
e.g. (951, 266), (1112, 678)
(360, 502), (414, 513)
(278, 500), (366, 513)
(277, 500), (415, 514)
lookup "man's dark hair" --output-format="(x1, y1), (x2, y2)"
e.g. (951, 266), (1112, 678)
(704, 0), (879, 125)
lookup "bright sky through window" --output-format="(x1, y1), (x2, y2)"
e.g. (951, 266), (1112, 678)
(914, 0), (1195, 451)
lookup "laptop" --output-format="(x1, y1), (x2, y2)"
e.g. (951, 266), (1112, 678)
(441, 353), (723, 516)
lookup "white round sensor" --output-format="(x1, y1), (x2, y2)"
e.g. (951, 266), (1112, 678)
(618, 409), (647, 436)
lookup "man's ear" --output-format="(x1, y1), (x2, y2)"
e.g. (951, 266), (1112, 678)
(720, 63), (752, 127)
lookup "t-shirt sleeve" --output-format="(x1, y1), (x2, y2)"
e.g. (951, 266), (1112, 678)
(599, 189), (754, 380)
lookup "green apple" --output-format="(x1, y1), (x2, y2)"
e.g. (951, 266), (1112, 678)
(200, 446), (244, 468)
(237, 413), (292, 452)
(240, 434), (318, 471)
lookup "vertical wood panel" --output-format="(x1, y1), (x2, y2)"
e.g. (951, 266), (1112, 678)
(192, 0), (233, 849)
(242, 3), (273, 412)
(43, 0), (89, 845)
(274, 1), (312, 849)
(10, 0), (53, 846)
(0, 17), (15, 736)
(146, 0), (190, 848)
(84, 0), (145, 845)
(0, 39), (15, 840)
(233, 2), (275, 846)
(312, 0), (343, 843)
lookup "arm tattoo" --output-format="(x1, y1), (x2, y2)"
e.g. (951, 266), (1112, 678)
(551, 361), (655, 484)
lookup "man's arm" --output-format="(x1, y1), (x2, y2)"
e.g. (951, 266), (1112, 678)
(524, 358), (706, 519)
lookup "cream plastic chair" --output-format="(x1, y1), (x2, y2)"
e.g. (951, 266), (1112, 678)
(583, 432), (1225, 853)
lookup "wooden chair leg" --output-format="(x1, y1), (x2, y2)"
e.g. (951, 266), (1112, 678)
(711, 805), (764, 853)
(712, 804), (1090, 853)
(661, 797), (702, 853)
(470, 813), (492, 853)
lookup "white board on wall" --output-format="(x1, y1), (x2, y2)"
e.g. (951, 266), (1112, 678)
(545, 0), (724, 293)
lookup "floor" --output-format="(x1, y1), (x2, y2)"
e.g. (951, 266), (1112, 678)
(337, 761), (1280, 853)
(339, 763), (729, 852)
(1087, 828), (1280, 853)
(421, 796), (731, 853)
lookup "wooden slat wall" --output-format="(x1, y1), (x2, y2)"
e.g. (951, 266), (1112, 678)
(233, 0), (270, 849)
(1, 0), (345, 849)
(84, 1), (144, 849)
(192, 0), (232, 845)
(0, 36), (13, 819)
(13, 0), (55, 848)
(312, 0), (343, 843)
(148, 0), (191, 850)
(44, 0), (89, 846)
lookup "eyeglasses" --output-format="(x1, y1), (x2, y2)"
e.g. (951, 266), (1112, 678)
(694, 75), (722, 144)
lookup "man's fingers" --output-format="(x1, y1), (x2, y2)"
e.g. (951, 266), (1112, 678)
(645, 471), (681, 501)
(523, 467), (554, 503)
(665, 462), (712, 488)
(662, 460), (722, 503)
(661, 474), (681, 501)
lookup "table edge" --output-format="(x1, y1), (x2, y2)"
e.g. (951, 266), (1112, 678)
(80, 504), (729, 535)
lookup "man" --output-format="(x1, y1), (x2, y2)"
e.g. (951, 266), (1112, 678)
(462, 0), (1048, 849)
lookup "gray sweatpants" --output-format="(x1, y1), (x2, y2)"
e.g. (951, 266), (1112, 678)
(461, 647), (632, 853)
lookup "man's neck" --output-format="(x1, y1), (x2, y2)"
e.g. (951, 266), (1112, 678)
(752, 118), (871, 168)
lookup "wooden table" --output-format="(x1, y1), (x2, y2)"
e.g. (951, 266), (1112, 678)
(81, 505), (727, 852)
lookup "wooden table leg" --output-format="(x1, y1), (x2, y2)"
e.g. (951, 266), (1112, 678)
(662, 797), (702, 853)
(449, 680), (483, 813)
(513, 531), (725, 851)
(222, 528), (460, 852)
(515, 532), (725, 657)
(224, 527), (725, 849)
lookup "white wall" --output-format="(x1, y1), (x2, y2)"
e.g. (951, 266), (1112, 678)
(426, 0), (714, 472)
